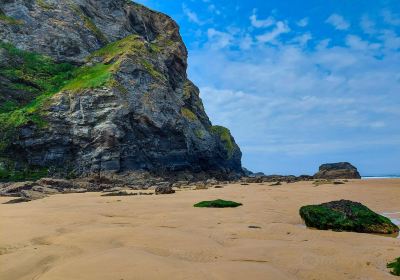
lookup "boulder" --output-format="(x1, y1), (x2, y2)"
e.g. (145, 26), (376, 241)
(36, 178), (75, 190)
(32, 186), (60, 195)
(20, 190), (47, 201)
(300, 200), (399, 234)
(0, 181), (38, 196)
(314, 162), (361, 179)
(155, 185), (175, 195)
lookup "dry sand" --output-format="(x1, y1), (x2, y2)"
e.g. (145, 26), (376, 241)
(1, 179), (399, 280)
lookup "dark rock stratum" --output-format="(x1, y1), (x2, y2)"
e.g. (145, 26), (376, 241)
(314, 162), (361, 179)
(0, 0), (242, 181)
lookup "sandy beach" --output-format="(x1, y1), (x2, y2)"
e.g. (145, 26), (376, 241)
(1, 179), (399, 280)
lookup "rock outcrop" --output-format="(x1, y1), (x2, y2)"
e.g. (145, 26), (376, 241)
(0, 0), (242, 181)
(314, 162), (361, 179)
(300, 200), (399, 234)
(155, 185), (175, 195)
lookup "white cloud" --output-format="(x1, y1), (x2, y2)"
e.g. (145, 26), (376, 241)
(346, 35), (380, 51)
(382, 9), (400, 26)
(206, 28), (234, 49)
(379, 30), (400, 50)
(182, 4), (203, 25)
(240, 34), (253, 50)
(360, 15), (376, 34)
(256, 21), (290, 43)
(250, 12), (275, 28)
(326, 14), (350, 30)
(297, 17), (309, 27)
(292, 32), (312, 46)
(208, 4), (221, 15)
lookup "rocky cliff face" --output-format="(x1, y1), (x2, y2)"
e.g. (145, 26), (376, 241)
(0, 0), (242, 181)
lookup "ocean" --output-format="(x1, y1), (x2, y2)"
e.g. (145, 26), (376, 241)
(362, 176), (400, 179)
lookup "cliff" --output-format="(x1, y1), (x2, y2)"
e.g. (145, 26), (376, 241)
(0, 0), (242, 181)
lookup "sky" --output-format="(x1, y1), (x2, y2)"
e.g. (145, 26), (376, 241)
(134, 0), (400, 176)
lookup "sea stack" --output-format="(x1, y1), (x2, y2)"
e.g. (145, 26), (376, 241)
(314, 162), (361, 179)
(0, 0), (242, 181)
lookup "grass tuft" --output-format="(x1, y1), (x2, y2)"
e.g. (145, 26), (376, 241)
(181, 108), (198, 121)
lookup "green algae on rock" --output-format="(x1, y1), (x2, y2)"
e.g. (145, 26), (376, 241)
(299, 200), (399, 234)
(388, 257), (400, 276)
(194, 199), (242, 208)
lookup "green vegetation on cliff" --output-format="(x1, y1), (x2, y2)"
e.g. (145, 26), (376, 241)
(0, 40), (118, 155)
(62, 64), (113, 92)
(0, 35), (153, 134)
(0, 41), (76, 107)
(89, 34), (165, 81)
(181, 107), (198, 121)
(0, 165), (48, 182)
(210, 125), (235, 158)
(0, 41), (77, 155)
(89, 34), (144, 62)
(0, 11), (23, 25)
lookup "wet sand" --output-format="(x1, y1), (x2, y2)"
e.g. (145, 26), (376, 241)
(1, 179), (399, 279)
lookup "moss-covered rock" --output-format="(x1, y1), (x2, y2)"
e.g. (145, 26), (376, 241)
(194, 199), (242, 208)
(388, 257), (400, 276)
(299, 200), (399, 234)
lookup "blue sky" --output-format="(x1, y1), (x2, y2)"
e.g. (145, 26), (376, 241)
(135, 0), (400, 176)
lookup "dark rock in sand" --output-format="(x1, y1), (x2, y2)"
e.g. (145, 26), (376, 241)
(0, 181), (39, 196)
(314, 162), (361, 179)
(101, 191), (136, 197)
(300, 200), (399, 234)
(155, 185), (175, 195)
(20, 190), (47, 201)
(36, 178), (75, 190)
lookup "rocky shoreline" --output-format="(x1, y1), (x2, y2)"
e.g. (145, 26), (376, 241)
(0, 171), (347, 203)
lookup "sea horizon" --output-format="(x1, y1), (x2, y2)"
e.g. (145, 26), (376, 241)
(362, 175), (400, 179)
